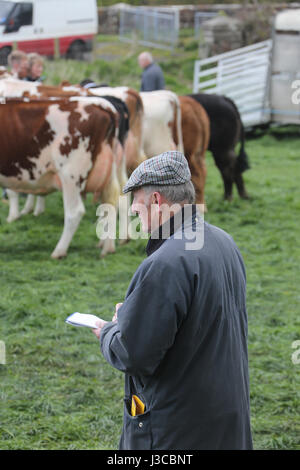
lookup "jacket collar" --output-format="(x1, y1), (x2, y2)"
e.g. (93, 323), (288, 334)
(146, 204), (198, 256)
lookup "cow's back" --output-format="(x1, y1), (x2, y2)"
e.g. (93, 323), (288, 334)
(0, 98), (117, 194)
(189, 93), (241, 153)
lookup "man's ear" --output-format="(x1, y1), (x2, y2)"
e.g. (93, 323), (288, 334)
(151, 192), (162, 207)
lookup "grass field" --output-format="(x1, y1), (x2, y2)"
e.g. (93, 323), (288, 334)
(0, 125), (299, 449)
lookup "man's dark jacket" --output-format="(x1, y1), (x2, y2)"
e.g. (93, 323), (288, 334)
(100, 209), (253, 450)
(140, 62), (165, 91)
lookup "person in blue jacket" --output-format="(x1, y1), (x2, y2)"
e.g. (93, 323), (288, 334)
(93, 151), (253, 450)
(138, 51), (165, 92)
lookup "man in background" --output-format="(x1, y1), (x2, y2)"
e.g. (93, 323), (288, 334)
(27, 53), (45, 82)
(138, 51), (165, 91)
(7, 50), (28, 79)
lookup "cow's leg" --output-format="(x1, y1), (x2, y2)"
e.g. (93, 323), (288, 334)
(213, 151), (235, 201)
(124, 131), (146, 174)
(51, 179), (85, 259)
(222, 174), (234, 201)
(6, 189), (20, 223)
(117, 152), (131, 246)
(234, 172), (249, 199)
(191, 148), (207, 208)
(110, 139), (131, 247)
(98, 158), (120, 257)
(34, 196), (46, 216)
(20, 194), (35, 215)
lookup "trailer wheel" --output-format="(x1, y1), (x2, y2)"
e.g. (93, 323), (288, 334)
(0, 47), (11, 66)
(67, 41), (86, 60)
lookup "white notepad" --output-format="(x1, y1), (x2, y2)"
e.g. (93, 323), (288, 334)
(65, 312), (102, 329)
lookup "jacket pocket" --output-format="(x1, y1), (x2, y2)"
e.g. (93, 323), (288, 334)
(121, 398), (152, 450)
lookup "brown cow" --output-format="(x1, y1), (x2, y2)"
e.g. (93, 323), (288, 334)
(179, 96), (210, 207)
(0, 96), (126, 258)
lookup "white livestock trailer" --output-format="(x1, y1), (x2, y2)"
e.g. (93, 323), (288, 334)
(193, 9), (300, 129)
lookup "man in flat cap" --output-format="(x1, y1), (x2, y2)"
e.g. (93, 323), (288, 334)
(93, 151), (252, 450)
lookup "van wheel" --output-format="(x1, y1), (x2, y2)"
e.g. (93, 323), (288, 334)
(0, 47), (11, 66)
(67, 41), (85, 60)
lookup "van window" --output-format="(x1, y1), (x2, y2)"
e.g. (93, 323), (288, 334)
(5, 2), (33, 33)
(0, 1), (15, 24)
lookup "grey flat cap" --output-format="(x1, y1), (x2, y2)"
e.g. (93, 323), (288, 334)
(123, 151), (191, 194)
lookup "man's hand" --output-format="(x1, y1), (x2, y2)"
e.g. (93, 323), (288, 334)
(92, 319), (108, 340)
(112, 303), (123, 322)
(92, 303), (123, 339)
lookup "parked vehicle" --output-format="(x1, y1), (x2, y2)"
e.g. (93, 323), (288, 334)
(193, 8), (300, 128)
(0, 0), (98, 64)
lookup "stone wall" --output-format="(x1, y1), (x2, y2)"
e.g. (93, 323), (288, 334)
(201, 15), (244, 57)
(98, 6), (120, 35)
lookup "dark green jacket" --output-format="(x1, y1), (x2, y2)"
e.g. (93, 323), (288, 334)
(100, 209), (252, 450)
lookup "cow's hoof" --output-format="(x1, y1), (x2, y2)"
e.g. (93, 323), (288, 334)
(100, 248), (116, 258)
(119, 238), (130, 246)
(20, 209), (33, 216)
(240, 193), (250, 200)
(96, 239), (104, 249)
(51, 250), (67, 259)
(6, 215), (20, 223)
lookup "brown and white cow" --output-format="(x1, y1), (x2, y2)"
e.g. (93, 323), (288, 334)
(0, 67), (11, 79)
(137, 90), (209, 207)
(0, 79), (131, 223)
(0, 96), (126, 258)
(86, 86), (145, 174)
(0, 78), (90, 221)
(139, 90), (184, 157)
(0, 76), (88, 98)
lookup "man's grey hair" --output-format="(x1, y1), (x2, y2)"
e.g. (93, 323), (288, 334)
(143, 181), (195, 204)
(138, 51), (153, 64)
(8, 50), (27, 67)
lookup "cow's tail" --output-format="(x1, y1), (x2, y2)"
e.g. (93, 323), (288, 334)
(236, 124), (250, 173)
(223, 96), (250, 173)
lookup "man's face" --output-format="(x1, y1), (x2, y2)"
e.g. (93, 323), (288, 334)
(31, 61), (43, 79)
(138, 55), (149, 69)
(131, 188), (160, 234)
(17, 59), (28, 79)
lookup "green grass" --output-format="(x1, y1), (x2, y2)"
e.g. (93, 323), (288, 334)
(0, 128), (299, 449)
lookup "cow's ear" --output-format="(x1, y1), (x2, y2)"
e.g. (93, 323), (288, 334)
(60, 80), (71, 87)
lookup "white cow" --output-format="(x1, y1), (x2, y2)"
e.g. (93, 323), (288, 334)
(139, 90), (184, 157)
